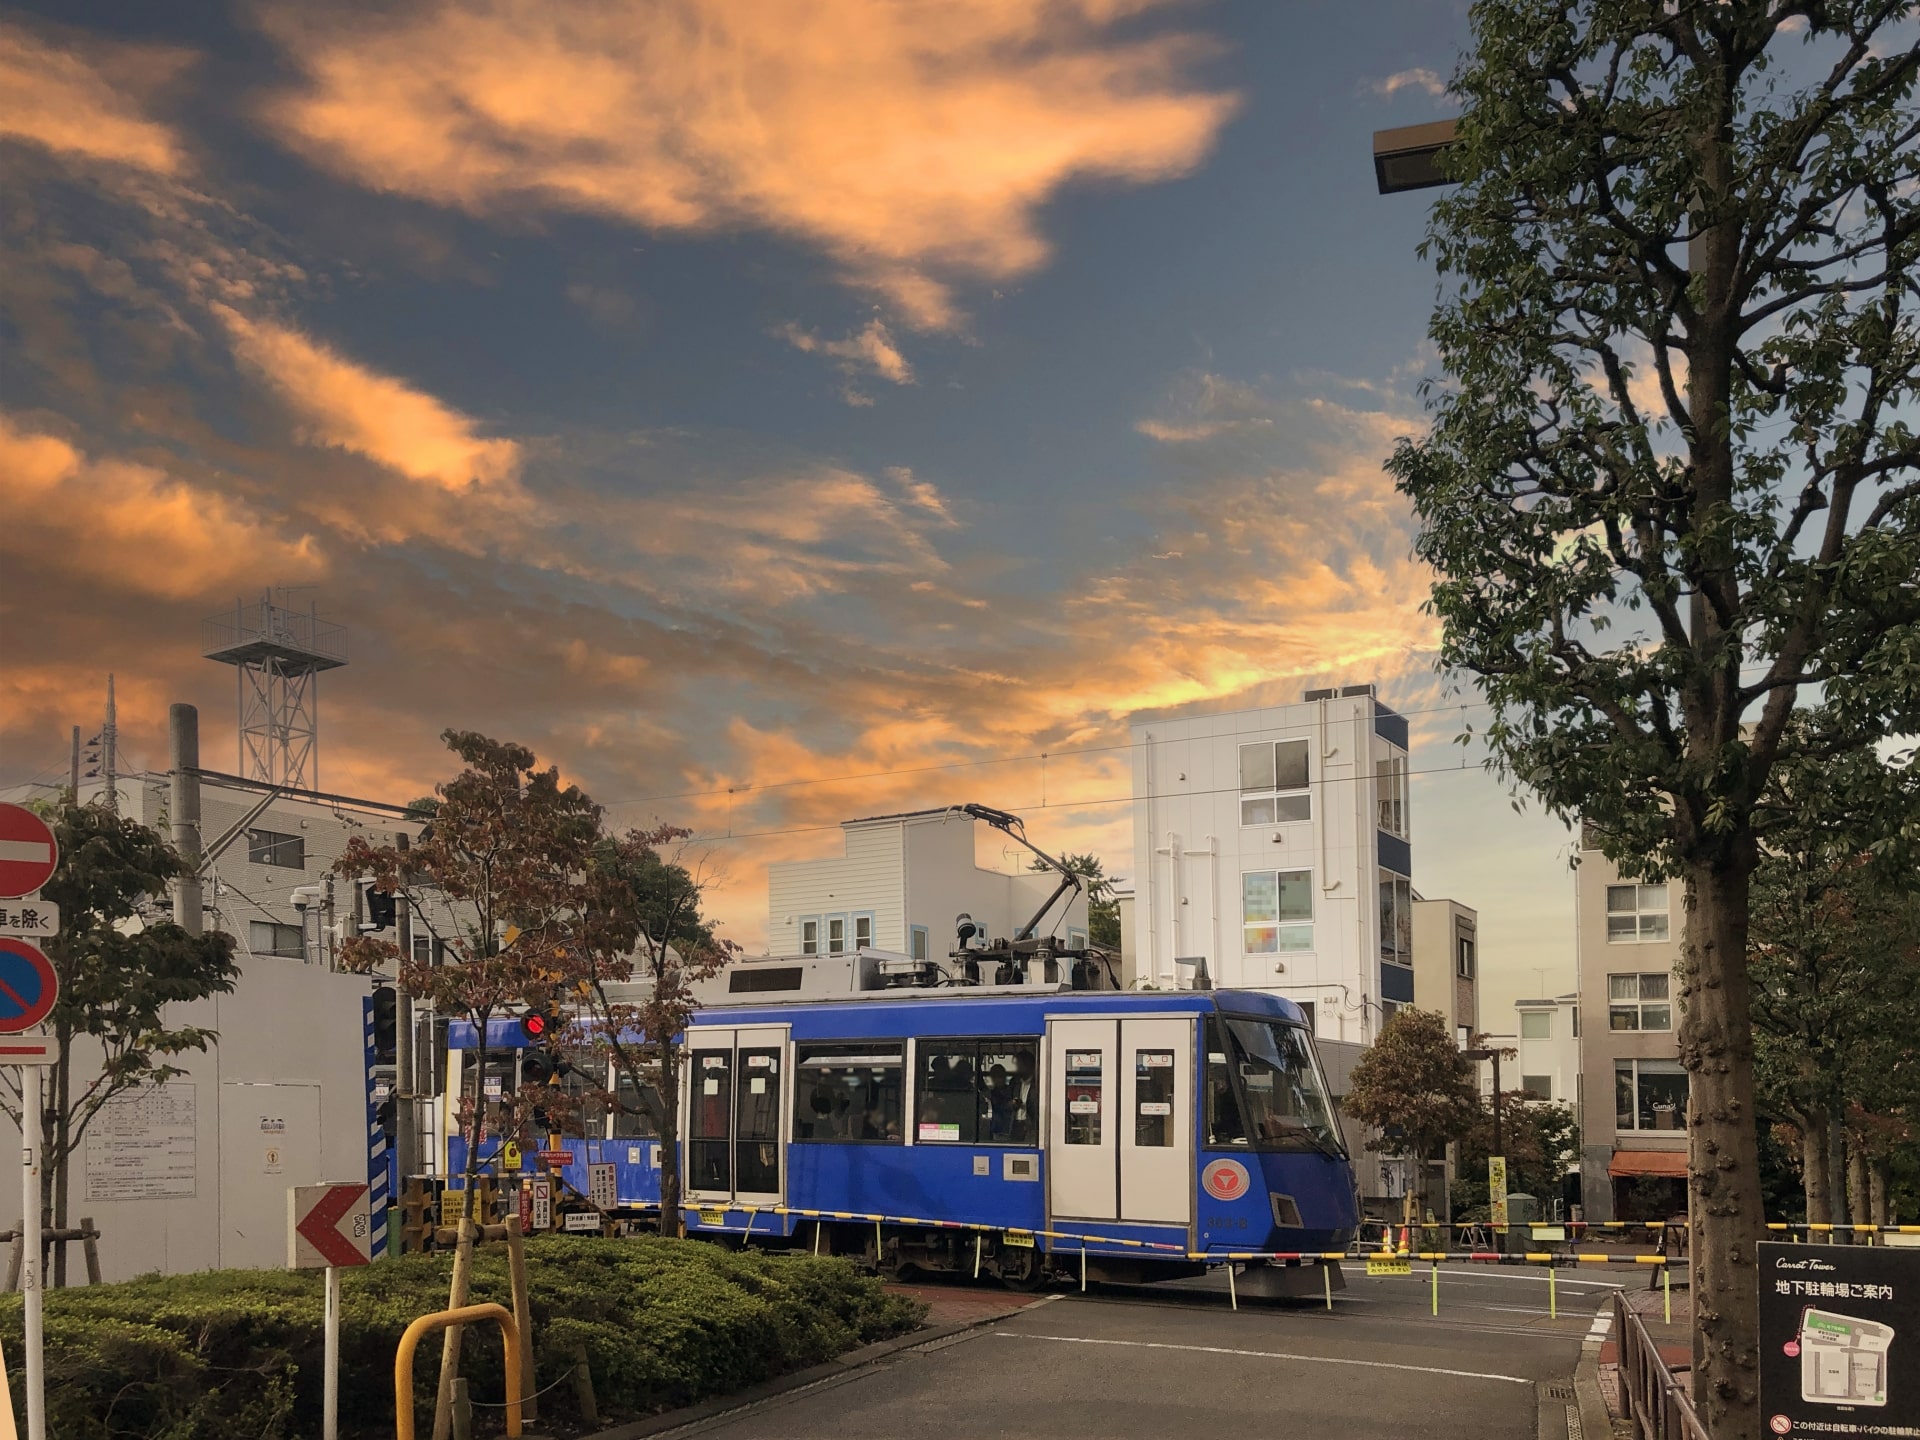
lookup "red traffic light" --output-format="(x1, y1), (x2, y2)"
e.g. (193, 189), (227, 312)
(518, 1010), (552, 1043)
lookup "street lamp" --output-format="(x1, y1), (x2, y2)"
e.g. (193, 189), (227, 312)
(1372, 118), (1459, 194)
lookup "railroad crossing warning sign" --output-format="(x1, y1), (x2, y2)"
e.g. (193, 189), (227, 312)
(287, 1182), (373, 1270)
(0, 804), (58, 900)
(0, 938), (58, 1033)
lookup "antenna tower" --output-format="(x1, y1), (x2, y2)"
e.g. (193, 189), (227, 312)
(202, 591), (347, 790)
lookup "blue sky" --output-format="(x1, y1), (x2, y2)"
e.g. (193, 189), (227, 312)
(0, 0), (1579, 998)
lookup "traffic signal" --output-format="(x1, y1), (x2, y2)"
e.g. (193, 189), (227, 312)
(517, 1009), (554, 1046)
(358, 881), (398, 932)
(522, 1048), (558, 1085)
(371, 987), (397, 1064)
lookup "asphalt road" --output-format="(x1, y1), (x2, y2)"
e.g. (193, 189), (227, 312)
(654, 1263), (1615, 1439)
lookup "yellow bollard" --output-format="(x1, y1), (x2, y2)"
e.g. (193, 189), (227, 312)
(1228, 1263), (1238, 1311)
(1324, 1261), (1332, 1311)
(1430, 1260), (1439, 1317)
(1663, 1264), (1671, 1324)
(1548, 1264), (1556, 1319)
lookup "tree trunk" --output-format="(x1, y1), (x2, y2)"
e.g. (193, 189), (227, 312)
(1800, 1110), (1832, 1225)
(1845, 1137), (1869, 1245)
(658, 1040), (683, 1239)
(1868, 1160), (1888, 1229)
(1680, 859), (1764, 1435)
(1827, 1105), (1851, 1243)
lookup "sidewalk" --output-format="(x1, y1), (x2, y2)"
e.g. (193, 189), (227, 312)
(1597, 1274), (1693, 1424)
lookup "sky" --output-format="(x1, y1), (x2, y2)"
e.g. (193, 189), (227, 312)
(0, 0), (1580, 1010)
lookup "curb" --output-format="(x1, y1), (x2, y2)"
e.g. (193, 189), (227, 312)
(577, 1296), (1055, 1440)
(1572, 1304), (1616, 1440)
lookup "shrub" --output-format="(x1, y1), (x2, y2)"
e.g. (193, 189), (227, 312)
(0, 1235), (924, 1439)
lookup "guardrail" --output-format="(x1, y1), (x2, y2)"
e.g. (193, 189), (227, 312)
(1614, 1290), (1707, 1440)
(394, 1303), (523, 1440)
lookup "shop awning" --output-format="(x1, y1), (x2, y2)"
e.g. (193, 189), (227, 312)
(1609, 1150), (1688, 1178)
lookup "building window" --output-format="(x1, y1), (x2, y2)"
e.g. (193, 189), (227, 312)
(1376, 754), (1408, 837)
(1067, 927), (1088, 949)
(827, 915), (847, 954)
(914, 1038), (1039, 1145)
(1378, 870), (1412, 966)
(1520, 1074), (1552, 1099)
(799, 918), (821, 955)
(1571, 1005), (1580, 1038)
(794, 1042), (905, 1142)
(1239, 739), (1311, 826)
(910, 925), (930, 962)
(250, 919), (305, 958)
(1243, 869), (1313, 953)
(1608, 973), (1673, 1031)
(1615, 1059), (1688, 1131)
(247, 829), (305, 868)
(411, 933), (431, 968)
(852, 912), (874, 949)
(1520, 1011), (1552, 1040)
(1380, 1000), (1402, 1023)
(1606, 883), (1670, 943)
(1457, 936), (1476, 979)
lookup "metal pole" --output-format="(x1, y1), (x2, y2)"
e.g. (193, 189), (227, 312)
(67, 728), (79, 805)
(394, 834), (416, 1224)
(23, 1070), (45, 1440)
(169, 706), (203, 937)
(1490, 1050), (1503, 1158)
(324, 1263), (341, 1440)
(1430, 1257), (1439, 1316)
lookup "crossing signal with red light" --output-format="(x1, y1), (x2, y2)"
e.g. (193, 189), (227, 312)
(518, 1009), (553, 1045)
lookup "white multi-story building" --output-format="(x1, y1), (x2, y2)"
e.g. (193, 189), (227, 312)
(1126, 687), (1412, 1045)
(765, 808), (1089, 964)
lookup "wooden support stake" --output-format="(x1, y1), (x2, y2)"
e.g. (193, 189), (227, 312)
(432, 1217), (476, 1440)
(504, 1217), (536, 1425)
(571, 1343), (599, 1426)
(449, 1377), (473, 1440)
(80, 1218), (101, 1286)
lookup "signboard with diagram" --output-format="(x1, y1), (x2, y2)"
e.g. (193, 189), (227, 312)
(1758, 1241), (1919, 1437)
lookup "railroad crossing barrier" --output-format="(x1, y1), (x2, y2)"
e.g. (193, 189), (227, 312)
(394, 1303), (522, 1440)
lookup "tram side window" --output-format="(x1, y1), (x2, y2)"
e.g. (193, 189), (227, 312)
(611, 1070), (661, 1138)
(794, 1042), (905, 1142)
(1205, 1019), (1248, 1146)
(915, 1039), (1038, 1145)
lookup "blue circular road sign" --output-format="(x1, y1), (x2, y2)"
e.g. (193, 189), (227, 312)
(0, 938), (58, 1032)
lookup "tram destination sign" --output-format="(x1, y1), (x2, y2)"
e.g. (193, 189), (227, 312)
(1757, 1240), (1920, 1436)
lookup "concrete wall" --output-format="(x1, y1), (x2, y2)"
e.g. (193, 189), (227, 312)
(1, 957), (372, 1281)
(1411, 897), (1478, 1038)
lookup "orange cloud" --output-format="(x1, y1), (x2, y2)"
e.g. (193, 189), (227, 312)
(0, 414), (323, 598)
(217, 306), (523, 491)
(258, 0), (1238, 329)
(778, 320), (915, 399)
(0, 22), (189, 174)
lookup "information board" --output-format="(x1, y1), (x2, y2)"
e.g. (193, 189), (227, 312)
(85, 1082), (197, 1200)
(1758, 1240), (1920, 1437)
(587, 1161), (616, 1211)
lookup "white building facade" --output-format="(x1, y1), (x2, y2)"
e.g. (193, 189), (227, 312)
(766, 809), (1090, 964)
(1127, 688), (1412, 1046)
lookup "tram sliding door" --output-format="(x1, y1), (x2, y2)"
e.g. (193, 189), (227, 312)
(1047, 1015), (1194, 1226)
(684, 1025), (788, 1213)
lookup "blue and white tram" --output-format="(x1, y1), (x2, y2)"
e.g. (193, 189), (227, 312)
(449, 978), (1358, 1293)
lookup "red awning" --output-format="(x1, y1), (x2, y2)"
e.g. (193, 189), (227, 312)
(1609, 1150), (1688, 1178)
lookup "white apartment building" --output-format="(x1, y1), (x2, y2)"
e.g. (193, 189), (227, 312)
(1127, 687), (1412, 1045)
(765, 808), (1090, 964)
(1508, 994), (1581, 1109)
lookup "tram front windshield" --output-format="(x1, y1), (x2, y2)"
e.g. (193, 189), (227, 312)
(1213, 1016), (1344, 1156)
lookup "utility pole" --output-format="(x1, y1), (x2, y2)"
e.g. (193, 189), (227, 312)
(169, 706), (203, 938)
(68, 727), (79, 805)
(101, 675), (118, 817)
(393, 833), (417, 1237)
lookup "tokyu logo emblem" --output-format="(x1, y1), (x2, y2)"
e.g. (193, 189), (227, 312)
(1202, 1159), (1251, 1201)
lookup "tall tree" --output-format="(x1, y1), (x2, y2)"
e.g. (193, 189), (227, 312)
(569, 826), (732, 1238)
(1748, 726), (1920, 1231)
(1341, 1008), (1482, 1228)
(1386, 5), (1920, 1428)
(0, 802), (237, 1285)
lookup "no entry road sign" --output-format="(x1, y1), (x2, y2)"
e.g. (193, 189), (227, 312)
(0, 804), (57, 900)
(288, 1183), (373, 1270)
(0, 938), (58, 1033)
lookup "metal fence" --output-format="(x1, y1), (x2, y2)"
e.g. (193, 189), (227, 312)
(1613, 1291), (1708, 1440)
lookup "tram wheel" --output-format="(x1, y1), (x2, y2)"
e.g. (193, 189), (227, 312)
(996, 1247), (1045, 1291)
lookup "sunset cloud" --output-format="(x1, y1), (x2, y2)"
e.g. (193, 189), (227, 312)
(778, 319), (916, 398)
(257, 0), (1238, 329)
(1368, 67), (1446, 99)
(217, 307), (523, 491)
(0, 414), (322, 598)
(0, 22), (189, 174)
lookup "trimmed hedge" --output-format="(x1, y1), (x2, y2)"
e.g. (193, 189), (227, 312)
(0, 1236), (924, 1439)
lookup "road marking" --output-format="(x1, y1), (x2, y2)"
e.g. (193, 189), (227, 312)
(994, 1331), (1534, 1385)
